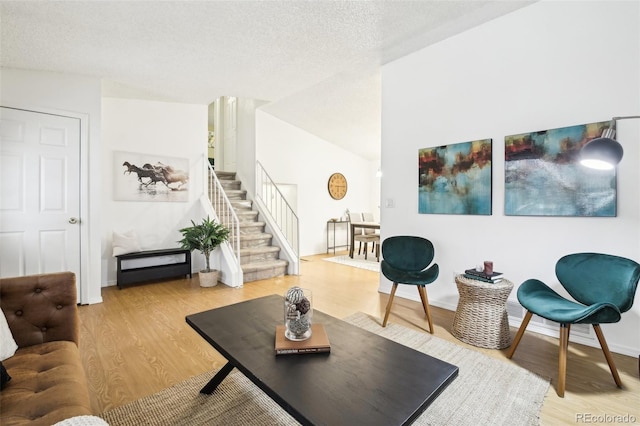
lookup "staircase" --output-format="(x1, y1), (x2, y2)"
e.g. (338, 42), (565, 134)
(214, 171), (288, 283)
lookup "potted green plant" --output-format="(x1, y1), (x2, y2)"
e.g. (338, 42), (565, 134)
(178, 216), (230, 287)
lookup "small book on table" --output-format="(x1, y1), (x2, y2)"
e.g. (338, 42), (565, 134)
(275, 324), (331, 355)
(464, 268), (504, 283)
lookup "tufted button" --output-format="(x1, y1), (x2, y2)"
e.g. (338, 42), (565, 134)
(41, 327), (47, 332)
(15, 310), (22, 316)
(35, 288), (42, 293)
(56, 304), (63, 310)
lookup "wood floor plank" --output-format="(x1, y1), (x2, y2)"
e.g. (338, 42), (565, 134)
(78, 252), (640, 424)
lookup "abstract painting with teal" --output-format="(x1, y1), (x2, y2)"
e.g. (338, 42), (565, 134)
(418, 139), (492, 215)
(504, 121), (615, 217)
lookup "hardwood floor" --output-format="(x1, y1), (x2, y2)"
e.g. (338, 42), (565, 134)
(78, 252), (640, 425)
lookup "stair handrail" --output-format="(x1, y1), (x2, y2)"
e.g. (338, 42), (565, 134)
(208, 163), (241, 262)
(255, 161), (299, 259)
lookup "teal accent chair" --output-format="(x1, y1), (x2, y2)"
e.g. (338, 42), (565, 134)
(380, 236), (439, 332)
(507, 253), (640, 397)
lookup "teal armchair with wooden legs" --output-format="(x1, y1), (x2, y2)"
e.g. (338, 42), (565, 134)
(507, 252), (640, 397)
(380, 236), (439, 332)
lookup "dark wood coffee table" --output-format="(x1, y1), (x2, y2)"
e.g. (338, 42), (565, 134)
(186, 294), (458, 426)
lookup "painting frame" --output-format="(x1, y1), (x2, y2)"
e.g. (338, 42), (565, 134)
(113, 150), (190, 202)
(504, 121), (616, 217)
(418, 139), (493, 215)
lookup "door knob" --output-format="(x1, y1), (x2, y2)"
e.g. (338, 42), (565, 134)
(69, 217), (79, 224)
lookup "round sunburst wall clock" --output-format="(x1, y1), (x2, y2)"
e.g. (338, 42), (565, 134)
(328, 173), (348, 200)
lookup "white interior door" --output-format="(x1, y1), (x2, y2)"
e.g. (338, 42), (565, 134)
(0, 107), (81, 290)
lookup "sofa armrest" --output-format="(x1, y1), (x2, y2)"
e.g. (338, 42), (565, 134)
(0, 272), (79, 348)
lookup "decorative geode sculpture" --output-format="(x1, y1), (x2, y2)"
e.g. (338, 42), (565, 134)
(284, 286), (312, 341)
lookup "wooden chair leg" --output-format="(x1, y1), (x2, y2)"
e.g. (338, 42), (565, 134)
(417, 285), (434, 334)
(364, 243), (368, 260)
(507, 310), (533, 359)
(557, 323), (570, 397)
(382, 283), (398, 327)
(593, 324), (623, 388)
(416, 285), (428, 315)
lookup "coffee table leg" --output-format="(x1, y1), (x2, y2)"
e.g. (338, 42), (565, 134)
(200, 361), (235, 394)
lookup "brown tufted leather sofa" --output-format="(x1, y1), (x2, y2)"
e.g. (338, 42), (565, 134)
(0, 272), (93, 425)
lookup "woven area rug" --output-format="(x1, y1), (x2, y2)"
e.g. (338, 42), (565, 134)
(100, 313), (548, 426)
(322, 254), (380, 272)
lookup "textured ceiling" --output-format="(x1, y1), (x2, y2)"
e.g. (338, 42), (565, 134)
(0, 1), (534, 160)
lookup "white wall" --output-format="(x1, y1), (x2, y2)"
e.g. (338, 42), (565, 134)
(381, 0), (640, 356)
(256, 110), (380, 256)
(0, 68), (103, 304)
(101, 98), (209, 285)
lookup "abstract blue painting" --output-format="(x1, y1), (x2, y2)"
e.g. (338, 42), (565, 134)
(504, 121), (616, 216)
(418, 139), (492, 215)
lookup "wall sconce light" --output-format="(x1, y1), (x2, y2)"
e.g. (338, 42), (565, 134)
(580, 115), (640, 170)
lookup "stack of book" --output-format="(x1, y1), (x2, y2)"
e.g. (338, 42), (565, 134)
(275, 323), (331, 355)
(464, 268), (504, 283)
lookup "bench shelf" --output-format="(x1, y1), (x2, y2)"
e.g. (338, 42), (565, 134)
(116, 248), (192, 289)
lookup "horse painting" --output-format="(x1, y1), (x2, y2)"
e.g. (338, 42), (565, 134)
(122, 161), (189, 190)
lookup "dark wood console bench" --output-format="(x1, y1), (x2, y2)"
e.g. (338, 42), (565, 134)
(116, 248), (192, 289)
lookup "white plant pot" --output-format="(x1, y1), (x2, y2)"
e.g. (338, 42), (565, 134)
(198, 270), (219, 287)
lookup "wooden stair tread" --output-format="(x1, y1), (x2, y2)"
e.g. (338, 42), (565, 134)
(235, 232), (272, 240)
(239, 221), (265, 227)
(240, 246), (280, 255)
(241, 259), (288, 272)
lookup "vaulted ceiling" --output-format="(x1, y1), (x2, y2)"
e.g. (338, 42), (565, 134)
(0, 1), (534, 160)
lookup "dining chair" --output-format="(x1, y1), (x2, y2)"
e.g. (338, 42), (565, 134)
(507, 252), (640, 397)
(348, 212), (379, 260)
(361, 212), (379, 256)
(380, 236), (439, 331)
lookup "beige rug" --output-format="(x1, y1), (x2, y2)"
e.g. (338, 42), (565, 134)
(323, 254), (380, 272)
(101, 313), (549, 426)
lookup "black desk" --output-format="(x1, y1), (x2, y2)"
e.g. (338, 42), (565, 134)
(186, 295), (458, 426)
(326, 219), (349, 254)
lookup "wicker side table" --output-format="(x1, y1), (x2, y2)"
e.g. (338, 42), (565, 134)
(452, 274), (514, 349)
